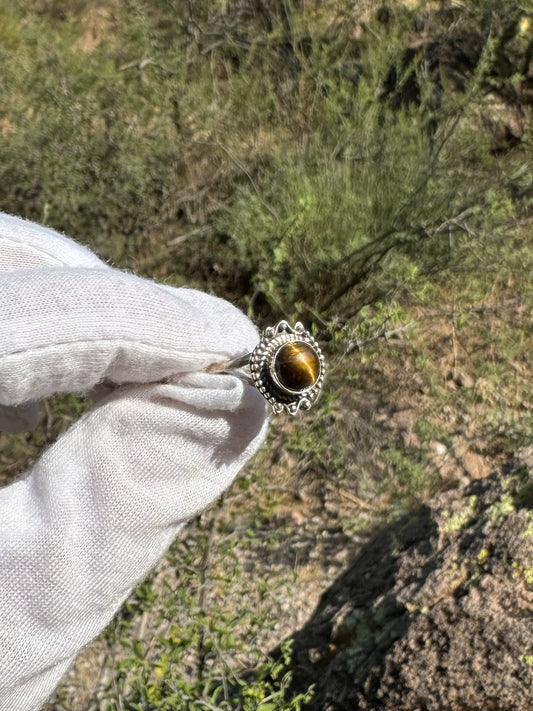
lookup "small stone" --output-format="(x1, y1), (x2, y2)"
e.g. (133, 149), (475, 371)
(455, 370), (475, 389)
(463, 451), (491, 480)
(429, 441), (447, 457)
(274, 342), (320, 392)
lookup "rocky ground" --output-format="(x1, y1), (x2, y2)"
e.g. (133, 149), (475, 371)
(284, 448), (533, 710)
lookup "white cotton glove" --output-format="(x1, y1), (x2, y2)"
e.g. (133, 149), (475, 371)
(0, 213), (269, 711)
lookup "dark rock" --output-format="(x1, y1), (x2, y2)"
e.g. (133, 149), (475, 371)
(285, 449), (533, 710)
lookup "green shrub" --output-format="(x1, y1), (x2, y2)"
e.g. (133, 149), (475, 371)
(209, 0), (530, 326)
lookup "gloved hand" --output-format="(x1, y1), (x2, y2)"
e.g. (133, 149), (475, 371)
(0, 212), (268, 711)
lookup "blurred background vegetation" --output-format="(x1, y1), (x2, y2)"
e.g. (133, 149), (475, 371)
(2, 0), (533, 708)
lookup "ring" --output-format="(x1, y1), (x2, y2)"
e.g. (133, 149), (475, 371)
(208, 320), (325, 415)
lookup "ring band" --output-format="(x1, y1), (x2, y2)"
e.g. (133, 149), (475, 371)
(208, 320), (325, 415)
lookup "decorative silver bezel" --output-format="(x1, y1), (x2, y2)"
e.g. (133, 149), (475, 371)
(249, 321), (325, 415)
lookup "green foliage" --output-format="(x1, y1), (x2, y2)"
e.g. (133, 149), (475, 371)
(441, 496), (479, 534)
(384, 446), (435, 500)
(414, 419), (452, 448)
(0, 1), (189, 262)
(2, 0), (531, 310)
(208, 0), (529, 323)
(84, 508), (315, 711)
(115, 636), (312, 711)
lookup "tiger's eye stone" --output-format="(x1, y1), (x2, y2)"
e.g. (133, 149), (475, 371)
(273, 342), (320, 392)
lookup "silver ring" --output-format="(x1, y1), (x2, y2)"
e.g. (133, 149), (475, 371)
(208, 320), (325, 415)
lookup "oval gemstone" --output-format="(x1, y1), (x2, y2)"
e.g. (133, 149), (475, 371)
(273, 341), (320, 392)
